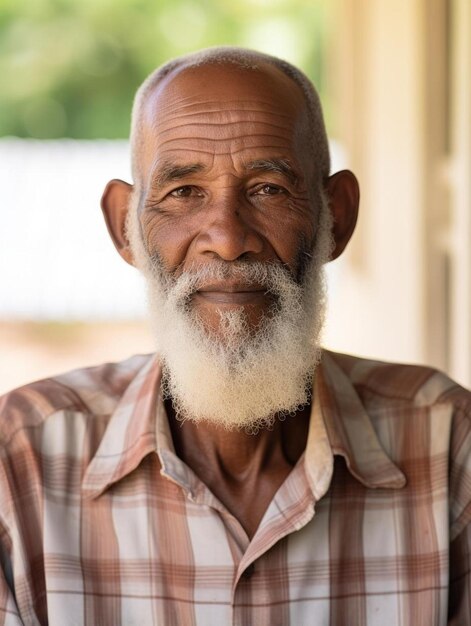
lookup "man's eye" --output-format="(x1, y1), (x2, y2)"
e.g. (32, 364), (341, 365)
(256, 184), (285, 196)
(169, 186), (198, 198)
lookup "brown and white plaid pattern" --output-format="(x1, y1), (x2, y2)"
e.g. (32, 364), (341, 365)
(0, 350), (470, 625)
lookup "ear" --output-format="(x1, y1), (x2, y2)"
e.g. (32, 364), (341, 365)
(101, 179), (135, 266)
(324, 170), (359, 261)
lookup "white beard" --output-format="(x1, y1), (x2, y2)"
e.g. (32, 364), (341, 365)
(127, 195), (333, 432)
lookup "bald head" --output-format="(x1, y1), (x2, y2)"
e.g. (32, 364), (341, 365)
(130, 47), (330, 191)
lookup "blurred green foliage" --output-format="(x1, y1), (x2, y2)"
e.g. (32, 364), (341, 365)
(0, 0), (329, 139)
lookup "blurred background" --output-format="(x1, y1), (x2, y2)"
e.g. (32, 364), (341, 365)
(1, 0), (470, 393)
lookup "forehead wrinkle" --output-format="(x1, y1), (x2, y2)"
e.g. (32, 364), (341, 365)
(151, 145), (296, 158)
(146, 97), (298, 137)
(148, 110), (294, 140)
(156, 119), (293, 135)
(149, 92), (296, 116)
(154, 101), (294, 119)
(144, 112), (297, 160)
(139, 80), (308, 183)
(155, 134), (291, 150)
(150, 160), (206, 189)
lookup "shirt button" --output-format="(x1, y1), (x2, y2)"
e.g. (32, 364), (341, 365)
(242, 563), (255, 579)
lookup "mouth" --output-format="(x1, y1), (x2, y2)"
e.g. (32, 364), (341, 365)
(192, 282), (269, 306)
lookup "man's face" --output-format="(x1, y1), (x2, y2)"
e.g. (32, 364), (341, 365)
(106, 61), (339, 430)
(135, 62), (318, 335)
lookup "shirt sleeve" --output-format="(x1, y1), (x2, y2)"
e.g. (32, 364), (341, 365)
(0, 581), (22, 625)
(448, 521), (471, 624)
(0, 525), (23, 626)
(0, 436), (41, 626)
(448, 399), (471, 624)
(449, 403), (471, 540)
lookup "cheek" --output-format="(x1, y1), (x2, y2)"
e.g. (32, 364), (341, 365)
(266, 205), (316, 269)
(140, 211), (195, 271)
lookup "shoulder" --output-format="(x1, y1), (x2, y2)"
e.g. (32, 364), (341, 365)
(323, 351), (471, 535)
(324, 349), (471, 412)
(0, 354), (152, 448)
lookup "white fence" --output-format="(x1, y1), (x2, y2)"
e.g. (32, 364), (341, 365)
(0, 139), (146, 319)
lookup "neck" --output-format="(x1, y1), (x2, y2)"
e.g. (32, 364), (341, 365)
(166, 398), (311, 538)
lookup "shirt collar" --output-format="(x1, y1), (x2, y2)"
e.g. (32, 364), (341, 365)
(308, 350), (406, 491)
(82, 355), (161, 498)
(82, 349), (406, 499)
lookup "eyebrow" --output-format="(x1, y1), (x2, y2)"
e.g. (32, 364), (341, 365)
(150, 161), (206, 189)
(149, 156), (299, 190)
(244, 158), (299, 185)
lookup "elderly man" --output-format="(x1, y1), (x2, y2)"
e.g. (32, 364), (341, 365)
(1, 47), (470, 626)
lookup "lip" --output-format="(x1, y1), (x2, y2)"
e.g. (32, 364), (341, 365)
(195, 281), (266, 293)
(192, 283), (268, 305)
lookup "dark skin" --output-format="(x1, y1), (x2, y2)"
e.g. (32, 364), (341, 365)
(167, 401), (312, 539)
(101, 62), (359, 539)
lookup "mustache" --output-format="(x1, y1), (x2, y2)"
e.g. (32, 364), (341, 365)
(149, 257), (300, 299)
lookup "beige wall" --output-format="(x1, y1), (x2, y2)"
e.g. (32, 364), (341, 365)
(323, 0), (470, 388)
(449, 0), (471, 385)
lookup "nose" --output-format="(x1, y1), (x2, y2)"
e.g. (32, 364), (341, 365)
(194, 198), (264, 261)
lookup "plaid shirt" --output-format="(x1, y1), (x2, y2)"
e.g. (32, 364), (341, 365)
(0, 350), (470, 626)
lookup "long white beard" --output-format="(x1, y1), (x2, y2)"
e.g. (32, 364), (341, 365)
(128, 196), (332, 432)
